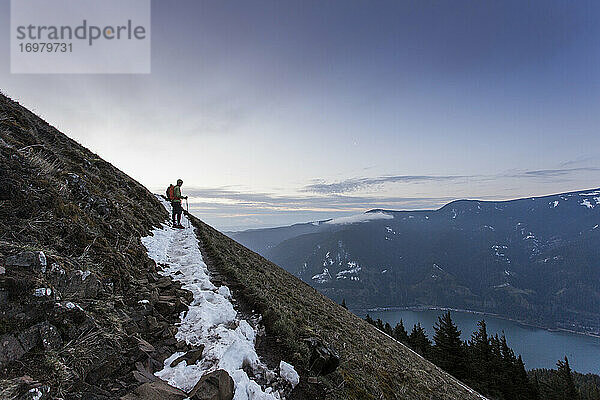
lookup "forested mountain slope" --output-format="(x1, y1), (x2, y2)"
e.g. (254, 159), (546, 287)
(231, 190), (600, 334)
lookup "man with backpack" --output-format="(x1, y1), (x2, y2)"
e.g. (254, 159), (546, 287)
(166, 179), (188, 228)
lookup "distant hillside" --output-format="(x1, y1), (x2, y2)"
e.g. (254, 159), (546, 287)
(230, 191), (600, 335)
(224, 222), (325, 256)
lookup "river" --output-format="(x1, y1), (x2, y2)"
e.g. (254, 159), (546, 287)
(359, 308), (600, 374)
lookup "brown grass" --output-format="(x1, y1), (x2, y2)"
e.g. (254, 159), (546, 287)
(191, 216), (484, 400)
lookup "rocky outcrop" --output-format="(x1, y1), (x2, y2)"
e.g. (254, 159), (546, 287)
(188, 370), (235, 400)
(0, 335), (26, 368)
(121, 380), (187, 400)
(5, 251), (47, 272)
(170, 346), (205, 368)
(304, 337), (340, 376)
(122, 370), (236, 400)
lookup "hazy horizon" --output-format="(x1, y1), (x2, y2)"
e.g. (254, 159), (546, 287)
(219, 185), (600, 232)
(2, 0), (599, 230)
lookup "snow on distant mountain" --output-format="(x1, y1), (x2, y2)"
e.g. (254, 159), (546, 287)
(230, 188), (600, 335)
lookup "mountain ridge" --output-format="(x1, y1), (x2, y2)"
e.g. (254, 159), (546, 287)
(360, 187), (600, 216)
(230, 187), (600, 336)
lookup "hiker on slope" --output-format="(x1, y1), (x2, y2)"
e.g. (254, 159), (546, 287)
(167, 179), (188, 228)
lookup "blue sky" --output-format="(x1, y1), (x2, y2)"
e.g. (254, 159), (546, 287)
(2, 0), (600, 230)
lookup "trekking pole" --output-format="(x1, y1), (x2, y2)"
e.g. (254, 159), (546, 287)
(186, 198), (190, 228)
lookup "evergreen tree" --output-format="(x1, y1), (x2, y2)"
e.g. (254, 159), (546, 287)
(469, 320), (490, 359)
(364, 315), (597, 399)
(487, 334), (504, 397)
(496, 334), (535, 399)
(408, 322), (432, 359)
(384, 322), (393, 336)
(490, 333), (502, 360)
(499, 333), (518, 399)
(500, 333), (516, 364)
(432, 312), (469, 380)
(514, 355), (537, 399)
(530, 373), (541, 400)
(468, 320), (493, 393)
(582, 380), (600, 400)
(392, 319), (409, 344)
(466, 324), (536, 400)
(555, 356), (579, 400)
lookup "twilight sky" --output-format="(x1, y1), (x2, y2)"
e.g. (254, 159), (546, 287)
(2, 0), (599, 230)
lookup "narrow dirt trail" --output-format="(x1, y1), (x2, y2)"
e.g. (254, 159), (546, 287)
(141, 198), (298, 400)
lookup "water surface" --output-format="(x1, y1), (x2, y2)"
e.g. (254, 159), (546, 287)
(359, 308), (600, 374)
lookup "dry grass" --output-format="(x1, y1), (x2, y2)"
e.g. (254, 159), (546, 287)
(191, 216), (485, 400)
(20, 148), (63, 177)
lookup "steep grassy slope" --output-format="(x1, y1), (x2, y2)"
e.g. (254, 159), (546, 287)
(0, 93), (189, 398)
(192, 215), (483, 400)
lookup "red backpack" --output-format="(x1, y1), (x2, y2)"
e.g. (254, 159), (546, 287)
(166, 184), (175, 201)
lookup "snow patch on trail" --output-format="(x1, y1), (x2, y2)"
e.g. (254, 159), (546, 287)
(33, 288), (52, 297)
(279, 361), (299, 388)
(142, 198), (297, 399)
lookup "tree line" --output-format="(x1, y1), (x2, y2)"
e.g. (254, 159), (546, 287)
(364, 311), (598, 400)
